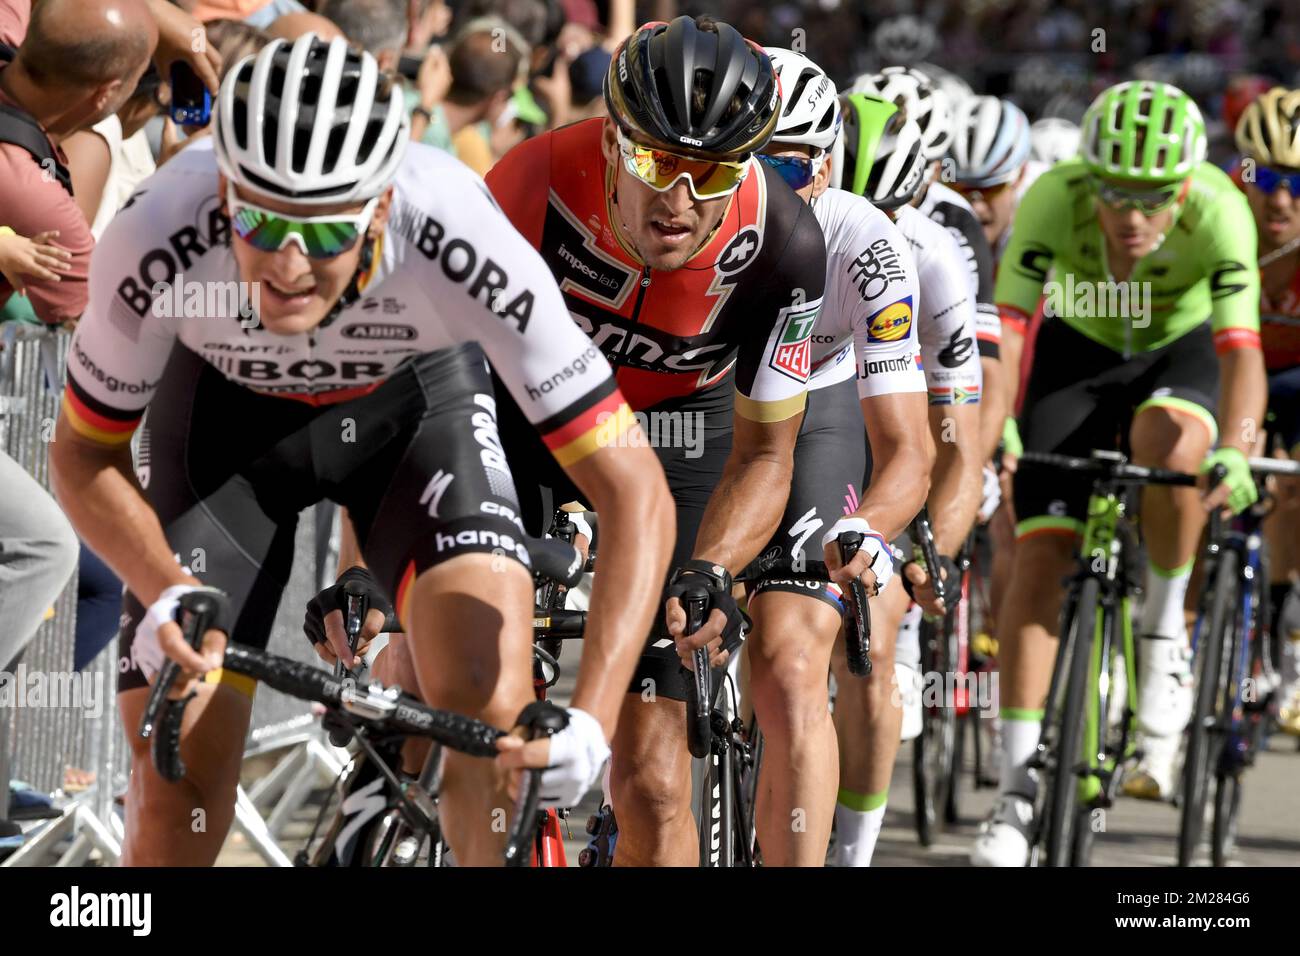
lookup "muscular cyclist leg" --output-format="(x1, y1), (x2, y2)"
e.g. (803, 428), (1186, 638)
(609, 692), (696, 866)
(833, 584), (906, 803)
(402, 552), (535, 867)
(1129, 406), (1212, 572)
(118, 682), (253, 866)
(747, 589), (841, 866)
(995, 531), (1078, 786)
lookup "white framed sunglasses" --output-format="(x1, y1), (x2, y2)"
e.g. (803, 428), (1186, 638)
(226, 184), (379, 259)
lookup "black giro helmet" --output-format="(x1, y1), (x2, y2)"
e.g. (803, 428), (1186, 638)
(604, 16), (780, 160)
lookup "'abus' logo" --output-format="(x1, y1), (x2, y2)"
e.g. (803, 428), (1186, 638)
(341, 323), (417, 341)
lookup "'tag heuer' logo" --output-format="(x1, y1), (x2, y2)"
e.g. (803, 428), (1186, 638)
(769, 304), (818, 381)
(865, 296), (913, 343)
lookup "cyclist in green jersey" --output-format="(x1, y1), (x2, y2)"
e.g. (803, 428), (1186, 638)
(973, 81), (1267, 866)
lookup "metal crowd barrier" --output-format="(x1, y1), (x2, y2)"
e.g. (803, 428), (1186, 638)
(0, 325), (339, 866)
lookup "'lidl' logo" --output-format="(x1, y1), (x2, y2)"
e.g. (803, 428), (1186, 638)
(866, 297), (913, 343)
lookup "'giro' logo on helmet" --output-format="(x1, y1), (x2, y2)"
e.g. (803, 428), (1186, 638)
(679, 136), (703, 147)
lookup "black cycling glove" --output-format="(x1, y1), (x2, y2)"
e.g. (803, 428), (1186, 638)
(666, 561), (751, 656)
(901, 554), (961, 607)
(303, 566), (398, 649)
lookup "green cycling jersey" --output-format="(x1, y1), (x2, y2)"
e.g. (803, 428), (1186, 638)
(996, 158), (1260, 357)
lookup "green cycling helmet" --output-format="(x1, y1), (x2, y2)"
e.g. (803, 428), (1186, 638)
(1081, 80), (1206, 183)
(831, 92), (926, 209)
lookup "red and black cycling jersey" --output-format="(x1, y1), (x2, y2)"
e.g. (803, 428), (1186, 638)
(486, 117), (827, 422)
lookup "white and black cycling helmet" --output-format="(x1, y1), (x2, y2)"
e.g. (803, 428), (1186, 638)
(850, 65), (952, 162)
(832, 93), (926, 210)
(951, 95), (1031, 187)
(214, 33), (409, 205)
(765, 47), (840, 151)
(1030, 117), (1082, 166)
(872, 15), (937, 66)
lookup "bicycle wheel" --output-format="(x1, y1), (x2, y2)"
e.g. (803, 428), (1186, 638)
(1177, 548), (1238, 867)
(1211, 772), (1242, 867)
(1045, 576), (1100, 867)
(913, 612), (957, 846)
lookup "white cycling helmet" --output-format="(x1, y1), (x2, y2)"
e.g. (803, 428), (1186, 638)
(832, 92), (927, 210)
(951, 96), (1031, 187)
(214, 33), (409, 206)
(765, 47), (841, 151)
(850, 65), (952, 162)
(872, 15), (937, 66)
(1030, 117), (1082, 166)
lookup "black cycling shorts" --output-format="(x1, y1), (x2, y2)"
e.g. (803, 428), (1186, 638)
(118, 342), (529, 693)
(746, 376), (863, 616)
(495, 370), (734, 702)
(1013, 319), (1218, 535)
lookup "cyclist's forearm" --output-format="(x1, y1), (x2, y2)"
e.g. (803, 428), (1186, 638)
(690, 413), (801, 574)
(860, 391), (932, 539)
(978, 356), (1006, 462)
(1000, 325), (1025, 424)
(928, 404), (982, 555)
(50, 414), (197, 605)
(563, 444), (675, 738)
(1216, 346), (1268, 454)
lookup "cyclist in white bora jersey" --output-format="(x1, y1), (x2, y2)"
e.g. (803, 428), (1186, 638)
(48, 34), (675, 866)
(827, 92), (985, 865)
(739, 48), (932, 865)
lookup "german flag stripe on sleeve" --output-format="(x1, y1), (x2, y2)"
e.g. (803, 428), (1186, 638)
(63, 376), (143, 445)
(999, 304), (1031, 334)
(543, 388), (636, 467)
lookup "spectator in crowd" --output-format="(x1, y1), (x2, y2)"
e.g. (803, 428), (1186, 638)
(409, 16), (529, 175)
(266, 10), (345, 44)
(565, 44), (609, 122)
(404, 0), (452, 53)
(189, 0), (307, 30)
(318, 0), (404, 68)
(0, 0), (156, 676)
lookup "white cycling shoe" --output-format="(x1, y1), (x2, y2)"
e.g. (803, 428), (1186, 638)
(1122, 731), (1180, 801)
(1134, 637), (1193, 738)
(897, 661), (923, 742)
(970, 794), (1034, 867)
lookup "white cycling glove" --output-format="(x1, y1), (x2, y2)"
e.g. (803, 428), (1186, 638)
(539, 707), (610, 808)
(977, 465), (1002, 523)
(821, 517), (894, 595)
(134, 584), (216, 682)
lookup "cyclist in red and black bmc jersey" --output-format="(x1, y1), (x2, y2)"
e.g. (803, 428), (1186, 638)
(487, 16), (832, 866)
(1234, 86), (1300, 734)
(49, 35), (675, 866)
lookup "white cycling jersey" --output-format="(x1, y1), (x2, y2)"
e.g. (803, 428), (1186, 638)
(918, 180), (1001, 357)
(894, 205), (983, 404)
(806, 187), (926, 397)
(65, 138), (625, 459)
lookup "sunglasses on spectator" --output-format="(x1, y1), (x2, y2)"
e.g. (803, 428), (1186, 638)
(226, 185), (377, 260)
(757, 151), (826, 191)
(1251, 164), (1300, 196)
(952, 179), (1015, 202)
(615, 127), (750, 200)
(1091, 177), (1183, 215)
